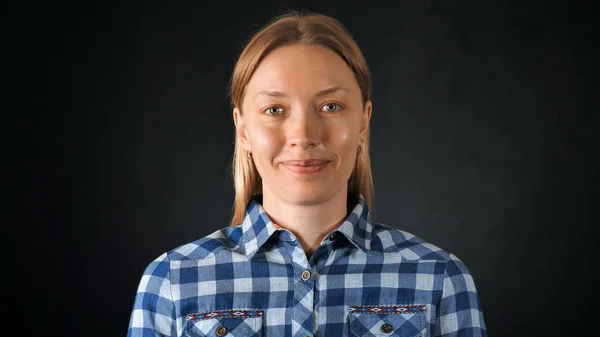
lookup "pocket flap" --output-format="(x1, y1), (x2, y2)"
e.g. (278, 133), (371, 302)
(348, 305), (427, 337)
(186, 309), (263, 337)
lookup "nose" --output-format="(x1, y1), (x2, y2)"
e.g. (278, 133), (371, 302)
(287, 105), (322, 150)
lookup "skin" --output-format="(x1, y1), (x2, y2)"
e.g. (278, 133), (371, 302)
(233, 44), (372, 260)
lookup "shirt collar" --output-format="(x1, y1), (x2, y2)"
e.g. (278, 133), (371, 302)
(239, 193), (373, 259)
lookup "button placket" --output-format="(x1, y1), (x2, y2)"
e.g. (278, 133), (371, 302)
(283, 238), (315, 337)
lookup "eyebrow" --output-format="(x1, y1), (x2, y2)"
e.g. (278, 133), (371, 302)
(254, 85), (349, 100)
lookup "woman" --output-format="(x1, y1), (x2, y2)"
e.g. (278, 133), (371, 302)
(127, 11), (487, 337)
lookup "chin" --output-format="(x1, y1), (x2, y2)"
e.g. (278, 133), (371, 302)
(285, 187), (333, 205)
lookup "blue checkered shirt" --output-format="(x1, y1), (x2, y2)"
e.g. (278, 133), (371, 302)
(127, 194), (487, 336)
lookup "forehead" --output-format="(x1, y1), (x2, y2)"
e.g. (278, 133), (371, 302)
(244, 44), (360, 99)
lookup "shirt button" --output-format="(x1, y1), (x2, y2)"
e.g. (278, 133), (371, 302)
(216, 325), (228, 336)
(380, 323), (393, 333)
(301, 270), (311, 281)
(329, 233), (337, 240)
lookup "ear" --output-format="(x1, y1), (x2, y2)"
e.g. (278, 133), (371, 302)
(359, 100), (372, 139)
(233, 107), (251, 151)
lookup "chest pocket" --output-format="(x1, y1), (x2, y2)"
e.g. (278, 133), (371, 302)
(348, 305), (427, 337)
(185, 309), (263, 337)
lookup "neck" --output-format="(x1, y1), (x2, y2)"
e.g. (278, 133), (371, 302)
(262, 187), (349, 260)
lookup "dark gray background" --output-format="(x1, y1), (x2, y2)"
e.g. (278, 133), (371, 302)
(10, 0), (597, 336)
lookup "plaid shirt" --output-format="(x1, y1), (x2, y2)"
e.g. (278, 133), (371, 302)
(127, 194), (487, 337)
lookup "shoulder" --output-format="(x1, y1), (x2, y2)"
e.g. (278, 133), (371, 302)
(370, 222), (457, 264)
(145, 225), (245, 268)
(370, 222), (479, 283)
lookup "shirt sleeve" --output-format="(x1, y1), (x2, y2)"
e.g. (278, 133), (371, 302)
(127, 252), (177, 337)
(434, 254), (488, 337)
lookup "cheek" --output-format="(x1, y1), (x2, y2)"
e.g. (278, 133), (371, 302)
(250, 126), (282, 153)
(328, 123), (355, 150)
(326, 122), (360, 171)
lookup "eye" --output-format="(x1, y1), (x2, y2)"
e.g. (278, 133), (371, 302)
(264, 106), (284, 116)
(322, 103), (341, 112)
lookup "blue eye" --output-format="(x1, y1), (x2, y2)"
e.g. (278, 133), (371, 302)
(264, 106), (284, 116)
(322, 103), (341, 112)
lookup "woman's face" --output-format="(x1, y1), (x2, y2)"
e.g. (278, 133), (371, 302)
(234, 44), (372, 206)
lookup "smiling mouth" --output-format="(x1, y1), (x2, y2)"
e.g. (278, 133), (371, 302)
(283, 161), (329, 174)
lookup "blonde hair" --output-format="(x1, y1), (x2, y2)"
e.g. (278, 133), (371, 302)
(228, 10), (374, 226)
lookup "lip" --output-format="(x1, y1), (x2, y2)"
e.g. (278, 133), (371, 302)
(282, 159), (330, 174)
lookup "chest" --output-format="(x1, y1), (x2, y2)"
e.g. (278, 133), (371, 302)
(172, 248), (443, 337)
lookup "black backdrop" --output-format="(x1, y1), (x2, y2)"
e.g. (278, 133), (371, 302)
(10, 0), (597, 336)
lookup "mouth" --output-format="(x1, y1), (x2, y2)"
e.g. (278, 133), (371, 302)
(282, 159), (330, 174)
